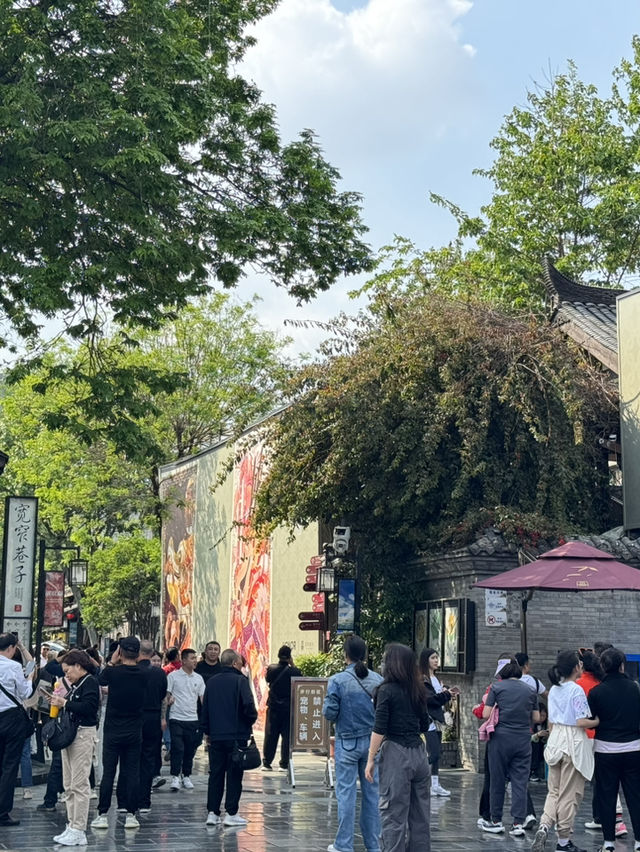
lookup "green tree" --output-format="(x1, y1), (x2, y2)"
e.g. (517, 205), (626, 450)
(254, 292), (618, 642)
(0, 0), (371, 346)
(392, 61), (640, 309)
(80, 534), (161, 636)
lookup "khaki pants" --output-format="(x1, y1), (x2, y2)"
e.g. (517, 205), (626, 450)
(62, 726), (96, 831)
(541, 754), (585, 839)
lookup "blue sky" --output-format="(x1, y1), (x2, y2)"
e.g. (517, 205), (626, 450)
(240, 1), (640, 352)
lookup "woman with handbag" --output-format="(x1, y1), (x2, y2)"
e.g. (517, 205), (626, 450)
(419, 647), (460, 798)
(365, 643), (431, 852)
(48, 649), (100, 847)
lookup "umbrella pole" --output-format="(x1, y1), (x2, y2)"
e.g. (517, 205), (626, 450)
(520, 590), (534, 654)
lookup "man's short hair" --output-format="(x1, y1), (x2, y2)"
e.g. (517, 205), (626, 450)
(139, 639), (154, 657)
(181, 647), (196, 661)
(594, 642), (613, 657)
(0, 633), (18, 651)
(514, 653), (529, 668)
(165, 647), (180, 663)
(600, 646), (626, 674)
(220, 648), (240, 667)
(205, 640), (220, 650)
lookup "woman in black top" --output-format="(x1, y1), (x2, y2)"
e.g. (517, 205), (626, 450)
(48, 650), (100, 846)
(365, 644), (431, 852)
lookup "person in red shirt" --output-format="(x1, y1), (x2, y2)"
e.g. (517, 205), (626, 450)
(162, 648), (182, 675)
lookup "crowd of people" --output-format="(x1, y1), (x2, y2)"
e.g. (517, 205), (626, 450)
(4, 628), (640, 852)
(0, 632), (259, 845)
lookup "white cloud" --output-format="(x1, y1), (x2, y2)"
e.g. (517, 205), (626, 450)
(241, 0), (477, 162)
(237, 0), (477, 356)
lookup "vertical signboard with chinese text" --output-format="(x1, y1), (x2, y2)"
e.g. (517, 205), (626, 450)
(290, 677), (330, 754)
(44, 571), (65, 628)
(1, 497), (38, 639)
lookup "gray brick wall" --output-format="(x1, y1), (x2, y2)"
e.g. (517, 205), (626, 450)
(411, 550), (640, 771)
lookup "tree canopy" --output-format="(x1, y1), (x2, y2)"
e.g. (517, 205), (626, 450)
(0, 0), (371, 345)
(389, 55), (640, 309)
(254, 291), (618, 640)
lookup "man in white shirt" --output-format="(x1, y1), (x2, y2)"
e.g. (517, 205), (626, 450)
(0, 633), (34, 826)
(166, 648), (205, 790)
(515, 653), (548, 698)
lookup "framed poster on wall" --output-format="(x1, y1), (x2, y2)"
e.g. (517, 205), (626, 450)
(413, 598), (475, 673)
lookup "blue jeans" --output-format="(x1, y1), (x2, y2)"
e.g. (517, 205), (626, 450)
(20, 736), (33, 788)
(334, 735), (380, 852)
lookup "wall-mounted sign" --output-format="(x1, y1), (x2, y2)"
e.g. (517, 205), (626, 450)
(485, 589), (507, 627)
(1, 496), (38, 638)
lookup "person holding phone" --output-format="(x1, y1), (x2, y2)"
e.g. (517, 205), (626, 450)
(419, 648), (459, 798)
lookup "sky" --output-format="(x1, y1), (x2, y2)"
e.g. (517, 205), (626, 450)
(236, 0), (640, 356)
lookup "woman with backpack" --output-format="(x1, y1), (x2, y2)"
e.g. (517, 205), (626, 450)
(323, 636), (383, 852)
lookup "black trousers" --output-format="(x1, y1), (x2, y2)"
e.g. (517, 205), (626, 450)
(169, 719), (200, 778)
(479, 741), (536, 822)
(43, 748), (64, 807)
(594, 750), (640, 842)
(207, 740), (244, 816)
(263, 708), (291, 768)
(426, 729), (442, 775)
(99, 732), (142, 815)
(0, 707), (24, 819)
(139, 714), (163, 809)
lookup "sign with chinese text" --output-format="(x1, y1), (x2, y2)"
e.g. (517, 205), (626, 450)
(485, 589), (507, 627)
(290, 677), (330, 754)
(1, 496), (38, 638)
(44, 571), (65, 628)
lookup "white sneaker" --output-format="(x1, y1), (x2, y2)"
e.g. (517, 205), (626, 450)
(432, 784), (451, 797)
(585, 820), (602, 829)
(170, 776), (181, 791)
(182, 776), (194, 789)
(57, 828), (88, 846)
(91, 814), (109, 829)
(54, 826), (72, 843)
(481, 820), (505, 833)
(117, 807), (128, 813)
(509, 824), (525, 837)
(124, 814), (140, 829)
(206, 812), (221, 825)
(223, 814), (248, 826)
(89, 789), (98, 800)
(23, 788), (33, 799)
(524, 814), (537, 829)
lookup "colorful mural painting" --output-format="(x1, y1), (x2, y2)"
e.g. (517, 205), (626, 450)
(160, 465), (197, 651)
(229, 443), (271, 720)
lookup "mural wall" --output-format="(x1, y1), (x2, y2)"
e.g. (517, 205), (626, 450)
(160, 463), (197, 651)
(229, 442), (272, 717)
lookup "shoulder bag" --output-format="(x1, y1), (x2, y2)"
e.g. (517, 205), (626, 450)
(230, 679), (262, 770)
(0, 680), (35, 738)
(41, 675), (87, 750)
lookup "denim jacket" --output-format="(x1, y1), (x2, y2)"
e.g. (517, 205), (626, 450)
(323, 664), (383, 739)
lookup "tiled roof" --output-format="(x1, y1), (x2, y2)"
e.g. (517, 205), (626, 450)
(543, 257), (624, 373)
(462, 526), (640, 565)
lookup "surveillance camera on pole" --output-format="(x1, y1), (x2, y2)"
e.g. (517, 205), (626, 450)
(332, 526), (351, 556)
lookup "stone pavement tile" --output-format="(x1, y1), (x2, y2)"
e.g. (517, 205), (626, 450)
(4, 757), (638, 851)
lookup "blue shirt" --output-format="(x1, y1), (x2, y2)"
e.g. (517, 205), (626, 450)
(323, 663), (383, 739)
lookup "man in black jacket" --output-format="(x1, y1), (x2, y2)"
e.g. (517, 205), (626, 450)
(262, 645), (301, 771)
(201, 649), (257, 827)
(588, 646), (640, 851)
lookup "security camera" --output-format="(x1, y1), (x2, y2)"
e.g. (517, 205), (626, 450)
(333, 526), (351, 555)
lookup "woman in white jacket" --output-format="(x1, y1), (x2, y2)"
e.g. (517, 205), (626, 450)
(531, 650), (599, 852)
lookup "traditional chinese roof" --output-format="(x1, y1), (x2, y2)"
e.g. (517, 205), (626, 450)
(543, 257), (624, 373)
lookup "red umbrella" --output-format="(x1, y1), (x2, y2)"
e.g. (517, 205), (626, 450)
(473, 540), (640, 652)
(474, 541), (640, 592)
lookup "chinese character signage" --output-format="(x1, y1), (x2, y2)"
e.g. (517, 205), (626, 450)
(485, 589), (507, 627)
(290, 677), (330, 754)
(1, 496), (38, 638)
(44, 571), (65, 628)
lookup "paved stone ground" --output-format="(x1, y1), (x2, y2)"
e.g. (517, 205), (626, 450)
(3, 757), (638, 851)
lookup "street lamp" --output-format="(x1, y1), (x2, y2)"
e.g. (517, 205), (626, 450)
(69, 559), (88, 588)
(317, 565), (336, 593)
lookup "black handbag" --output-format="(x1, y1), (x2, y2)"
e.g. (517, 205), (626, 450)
(229, 679), (261, 770)
(0, 681), (35, 738)
(231, 735), (262, 771)
(42, 708), (79, 751)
